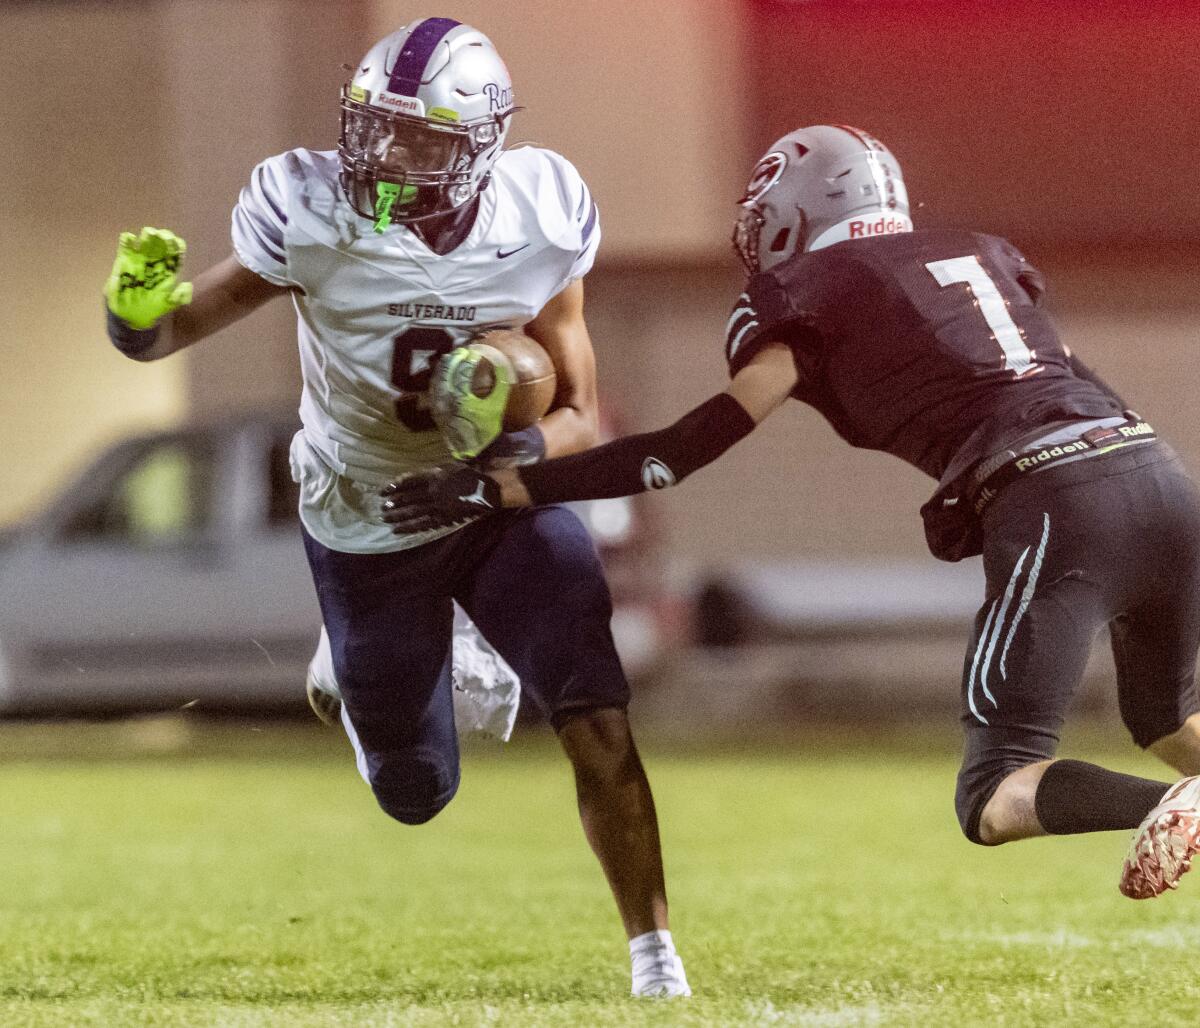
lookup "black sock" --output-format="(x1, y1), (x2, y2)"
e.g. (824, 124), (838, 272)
(1034, 759), (1171, 835)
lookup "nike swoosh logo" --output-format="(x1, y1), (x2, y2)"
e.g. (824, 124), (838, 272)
(461, 483), (493, 508)
(497, 244), (530, 259)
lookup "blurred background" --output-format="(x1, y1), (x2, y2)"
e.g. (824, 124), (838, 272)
(3, 0), (1200, 724)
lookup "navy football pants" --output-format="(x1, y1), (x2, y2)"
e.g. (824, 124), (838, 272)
(302, 506), (630, 824)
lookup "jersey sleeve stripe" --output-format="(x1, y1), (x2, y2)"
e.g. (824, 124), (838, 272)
(258, 232), (287, 264)
(727, 318), (759, 360)
(232, 206), (287, 267)
(231, 156), (292, 285)
(235, 199), (287, 262)
(253, 164), (289, 226)
(581, 200), (598, 247)
(726, 295), (755, 336)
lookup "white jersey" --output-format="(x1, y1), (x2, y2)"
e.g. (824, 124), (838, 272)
(231, 146), (600, 553)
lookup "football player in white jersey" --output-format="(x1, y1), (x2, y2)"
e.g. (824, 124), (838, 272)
(103, 17), (689, 999)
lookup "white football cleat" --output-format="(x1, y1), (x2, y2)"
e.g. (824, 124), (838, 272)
(305, 627), (342, 727)
(1120, 776), (1200, 899)
(630, 931), (691, 998)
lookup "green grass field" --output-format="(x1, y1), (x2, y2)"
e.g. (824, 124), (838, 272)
(3, 718), (1200, 1026)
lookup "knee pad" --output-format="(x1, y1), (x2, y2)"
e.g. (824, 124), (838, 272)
(370, 749), (460, 826)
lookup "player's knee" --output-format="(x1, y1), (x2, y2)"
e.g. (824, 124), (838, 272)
(558, 707), (638, 784)
(375, 791), (453, 825)
(373, 779), (458, 825)
(955, 767), (1006, 846)
(1143, 712), (1200, 776)
(974, 803), (1010, 847)
(369, 752), (460, 826)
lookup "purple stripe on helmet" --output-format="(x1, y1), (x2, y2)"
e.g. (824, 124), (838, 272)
(387, 18), (461, 97)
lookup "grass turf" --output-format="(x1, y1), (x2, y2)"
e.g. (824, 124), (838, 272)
(2, 719), (1199, 1026)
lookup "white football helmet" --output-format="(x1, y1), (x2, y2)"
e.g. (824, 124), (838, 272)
(733, 125), (911, 275)
(338, 18), (516, 229)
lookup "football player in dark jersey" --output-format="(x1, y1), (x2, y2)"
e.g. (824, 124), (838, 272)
(381, 124), (1200, 900)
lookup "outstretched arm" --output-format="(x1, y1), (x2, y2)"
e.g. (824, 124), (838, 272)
(381, 342), (798, 532)
(511, 340), (796, 504)
(104, 228), (286, 363)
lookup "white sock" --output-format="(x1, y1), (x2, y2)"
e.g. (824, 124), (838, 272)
(629, 929), (676, 957)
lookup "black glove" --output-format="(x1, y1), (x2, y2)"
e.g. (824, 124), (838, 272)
(380, 466), (502, 535)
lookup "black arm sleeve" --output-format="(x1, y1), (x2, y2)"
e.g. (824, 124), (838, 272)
(517, 392), (757, 504)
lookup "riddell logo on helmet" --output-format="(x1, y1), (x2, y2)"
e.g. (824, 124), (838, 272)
(849, 216), (908, 239)
(376, 92), (424, 116)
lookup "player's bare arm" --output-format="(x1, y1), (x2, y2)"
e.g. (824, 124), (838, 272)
(523, 278), (601, 457)
(425, 278), (601, 465)
(727, 341), (799, 421)
(380, 341), (796, 534)
(169, 256), (287, 354)
(105, 229), (285, 362)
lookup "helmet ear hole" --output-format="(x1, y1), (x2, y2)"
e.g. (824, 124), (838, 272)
(769, 228), (791, 253)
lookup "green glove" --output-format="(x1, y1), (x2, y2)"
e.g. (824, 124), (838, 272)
(104, 227), (193, 329)
(429, 345), (512, 460)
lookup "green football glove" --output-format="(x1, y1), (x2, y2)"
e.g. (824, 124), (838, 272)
(429, 345), (512, 460)
(104, 227), (193, 330)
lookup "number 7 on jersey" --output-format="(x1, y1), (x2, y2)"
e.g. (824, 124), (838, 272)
(926, 256), (1038, 377)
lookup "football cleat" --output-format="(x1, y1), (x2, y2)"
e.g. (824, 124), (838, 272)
(1119, 776), (1200, 899)
(305, 627), (342, 728)
(630, 935), (691, 998)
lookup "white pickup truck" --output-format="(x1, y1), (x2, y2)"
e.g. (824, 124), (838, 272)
(0, 414), (653, 715)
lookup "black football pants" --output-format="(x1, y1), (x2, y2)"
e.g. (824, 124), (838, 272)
(955, 442), (1200, 841)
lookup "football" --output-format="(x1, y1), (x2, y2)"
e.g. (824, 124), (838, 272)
(470, 328), (557, 430)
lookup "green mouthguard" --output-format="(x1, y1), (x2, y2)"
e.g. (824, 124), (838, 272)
(373, 183), (418, 233)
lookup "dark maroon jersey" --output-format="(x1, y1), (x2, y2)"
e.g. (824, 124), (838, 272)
(725, 229), (1128, 558)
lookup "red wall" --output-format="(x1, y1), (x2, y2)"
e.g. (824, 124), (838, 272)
(746, 1), (1200, 244)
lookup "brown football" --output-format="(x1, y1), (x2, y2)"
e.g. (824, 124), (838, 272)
(471, 329), (557, 430)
